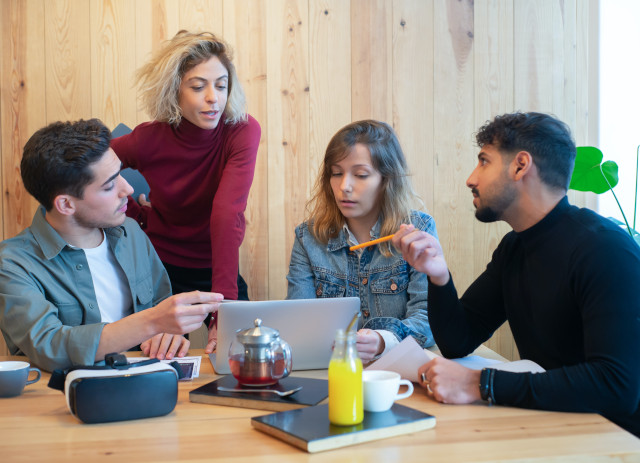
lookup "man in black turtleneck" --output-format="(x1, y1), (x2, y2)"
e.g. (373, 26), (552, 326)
(393, 112), (640, 437)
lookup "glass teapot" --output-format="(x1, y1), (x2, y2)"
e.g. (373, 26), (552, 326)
(228, 318), (292, 386)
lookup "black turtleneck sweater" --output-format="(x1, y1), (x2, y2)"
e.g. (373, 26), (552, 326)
(428, 197), (640, 436)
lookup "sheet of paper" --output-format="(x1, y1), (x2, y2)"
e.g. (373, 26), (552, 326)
(453, 355), (503, 370)
(364, 337), (545, 382)
(493, 359), (545, 373)
(365, 336), (434, 382)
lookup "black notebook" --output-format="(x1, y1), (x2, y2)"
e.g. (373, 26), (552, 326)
(251, 403), (436, 453)
(189, 375), (328, 411)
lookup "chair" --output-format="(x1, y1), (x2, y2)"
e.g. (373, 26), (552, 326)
(112, 123), (150, 199)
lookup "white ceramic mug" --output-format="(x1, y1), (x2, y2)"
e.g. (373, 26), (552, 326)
(362, 370), (413, 412)
(0, 361), (41, 398)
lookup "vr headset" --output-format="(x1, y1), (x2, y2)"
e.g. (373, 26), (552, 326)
(48, 353), (183, 424)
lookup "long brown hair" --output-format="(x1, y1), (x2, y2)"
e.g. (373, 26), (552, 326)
(306, 120), (421, 256)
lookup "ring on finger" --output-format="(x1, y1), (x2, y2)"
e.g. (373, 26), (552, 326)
(420, 372), (427, 383)
(426, 383), (433, 394)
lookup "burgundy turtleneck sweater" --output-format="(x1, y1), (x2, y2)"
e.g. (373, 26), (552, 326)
(111, 116), (261, 299)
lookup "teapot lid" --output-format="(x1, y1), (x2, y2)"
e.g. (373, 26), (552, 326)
(235, 318), (280, 344)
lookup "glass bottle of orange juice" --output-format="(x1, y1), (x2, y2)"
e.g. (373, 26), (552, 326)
(328, 329), (363, 426)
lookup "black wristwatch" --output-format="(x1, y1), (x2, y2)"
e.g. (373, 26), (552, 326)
(479, 368), (495, 405)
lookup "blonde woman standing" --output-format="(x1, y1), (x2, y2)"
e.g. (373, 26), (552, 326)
(286, 120), (437, 362)
(111, 31), (260, 353)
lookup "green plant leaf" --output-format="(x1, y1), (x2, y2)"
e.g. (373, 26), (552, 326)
(569, 146), (619, 194)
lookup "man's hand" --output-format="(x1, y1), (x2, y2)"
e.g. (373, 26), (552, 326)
(141, 333), (190, 360)
(392, 224), (450, 286)
(151, 291), (223, 335)
(418, 357), (482, 404)
(356, 329), (385, 362)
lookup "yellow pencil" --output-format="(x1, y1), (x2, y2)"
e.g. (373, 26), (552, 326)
(349, 234), (395, 251)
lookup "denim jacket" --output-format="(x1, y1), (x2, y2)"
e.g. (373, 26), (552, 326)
(286, 210), (437, 348)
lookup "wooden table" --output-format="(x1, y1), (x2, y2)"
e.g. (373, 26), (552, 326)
(0, 349), (638, 462)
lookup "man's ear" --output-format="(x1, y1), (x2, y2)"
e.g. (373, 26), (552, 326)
(512, 151), (533, 180)
(51, 194), (76, 216)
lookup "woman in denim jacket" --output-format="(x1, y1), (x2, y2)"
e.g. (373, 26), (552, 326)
(286, 120), (438, 362)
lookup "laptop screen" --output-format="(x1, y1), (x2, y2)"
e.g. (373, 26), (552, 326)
(212, 298), (360, 374)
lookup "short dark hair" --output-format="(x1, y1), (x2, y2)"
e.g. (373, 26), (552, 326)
(20, 119), (111, 210)
(475, 112), (576, 190)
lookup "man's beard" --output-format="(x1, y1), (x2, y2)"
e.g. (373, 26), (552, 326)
(472, 181), (517, 223)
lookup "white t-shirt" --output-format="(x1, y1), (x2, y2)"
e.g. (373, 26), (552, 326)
(82, 232), (133, 323)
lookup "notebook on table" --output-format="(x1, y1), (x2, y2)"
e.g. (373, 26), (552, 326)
(251, 403), (436, 453)
(211, 297), (360, 374)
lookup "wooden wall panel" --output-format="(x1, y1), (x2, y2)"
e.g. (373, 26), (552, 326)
(351, 0), (392, 122)
(433, 0), (476, 292)
(308, 0), (351, 175)
(223, 0), (269, 301)
(134, 0), (181, 125)
(0, 1), (4, 245)
(89, 0), (137, 129)
(392, 0), (434, 213)
(0, 4), (2, 355)
(1, 0), (45, 240)
(44, 0), (91, 122)
(0, 0), (599, 360)
(473, 0), (517, 360)
(266, 0), (309, 300)
(178, 0), (222, 34)
(0, 0), (46, 356)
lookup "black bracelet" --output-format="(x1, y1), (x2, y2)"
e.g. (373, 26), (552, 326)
(479, 368), (496, 405)
(479, 368), (491, 402)
(488, 368), (496, 405)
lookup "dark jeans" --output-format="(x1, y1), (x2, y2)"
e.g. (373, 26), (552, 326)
(162, 262), (249, 300)
(162, 262), (249, 333)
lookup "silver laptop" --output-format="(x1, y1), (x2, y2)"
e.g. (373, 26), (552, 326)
(211, 298), (360, 374)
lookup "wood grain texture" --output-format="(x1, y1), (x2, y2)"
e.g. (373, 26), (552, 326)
(223, 0), (269, 300)
(266, 0), (309, 300)
(351, 0), (393, 122)
(0, 0), (4, 246)
(134, 0), (181, 125)
(0, 0), (599, 361)
(309, 0), (351, 176)
(392, 0), (435, 213)
(90, 0), (137, 129)
(1, 0), (45, 243)
(0, 0), (47, 357)
(178, 0), (222, 34)
(473, 0), (517, 360)
(44, 0), (91, 122)
(433, 0), (476, 292)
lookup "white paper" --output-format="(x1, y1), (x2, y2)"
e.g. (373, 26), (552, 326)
(492, 359), (545, 373)
(452, 355), (503, 370)
(365, 336), (433, 382)
(365, 336), (545, 382)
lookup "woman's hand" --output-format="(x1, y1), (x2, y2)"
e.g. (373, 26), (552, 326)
(138, 193), (151, 208)
(205, 322), (217, 354)
(356, 329), (385, 362)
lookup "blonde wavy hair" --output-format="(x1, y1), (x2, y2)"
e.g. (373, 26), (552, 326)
(135, 30), (247, 126)
(307, 120), (422, 256)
